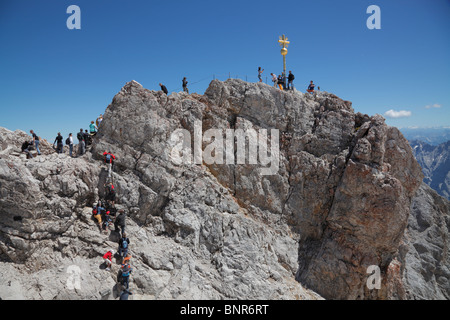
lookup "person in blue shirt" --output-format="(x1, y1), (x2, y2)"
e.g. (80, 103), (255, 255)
(89, 121), (97, 135)
(307, 80), (315, 93)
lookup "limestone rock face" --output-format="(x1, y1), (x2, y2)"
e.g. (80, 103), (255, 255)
(399, 183), (450, 299)
(0, 79), (448, 300)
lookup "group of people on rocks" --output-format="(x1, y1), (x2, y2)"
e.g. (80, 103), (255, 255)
(158, 72), (318, 97)
(158, 76), (189, 96)
(94, 150), (134, 299)
(257, 67), (319, 93)
(22, 114), (104, 159)
(22, 115), (132, 299)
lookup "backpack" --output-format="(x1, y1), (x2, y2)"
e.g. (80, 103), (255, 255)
(65, 138), (70, 145)
(117, 269), (123, 283)
(122, 238), (128, 249)
(122, 264), (131, 277)
(106, 153), (111, 163)
(92, 207), (98, 215)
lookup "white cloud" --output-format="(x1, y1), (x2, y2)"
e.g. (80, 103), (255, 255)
(384, 109), (412, 118)
(425, 104), (441, 109)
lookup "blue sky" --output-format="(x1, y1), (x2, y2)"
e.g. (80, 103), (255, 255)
(0, 0), (449, 141)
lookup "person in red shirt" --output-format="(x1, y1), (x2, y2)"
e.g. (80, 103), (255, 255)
(103, 150), (116, 177)
(103, 150), (116, 164)
(103, 249), (115, 271)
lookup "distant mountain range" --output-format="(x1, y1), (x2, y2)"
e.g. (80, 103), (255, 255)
(401, 127), (450, 146)
(409, 139), (450, 200)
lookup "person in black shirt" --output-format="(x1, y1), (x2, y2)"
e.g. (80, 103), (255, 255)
(21, 140), (34, 159)
(84, 130), (91, 146)
(159, 83), (168, 95)
(77, 129), (85, 155)
(288, 71), (295, 90)
(307, 80), (315, 94)
(53, 132), (64, 154)
(277, 75), (284, 91)
(114, 209), (126, 237)
(182, 77), (189, 94)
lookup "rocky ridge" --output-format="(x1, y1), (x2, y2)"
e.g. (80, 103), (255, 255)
(0, 79), (448, 300)
(409, 140), (450, 200)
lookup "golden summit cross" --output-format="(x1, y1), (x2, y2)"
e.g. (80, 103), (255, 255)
(278, 35), (290, 49)
(278, 34), (289, 78)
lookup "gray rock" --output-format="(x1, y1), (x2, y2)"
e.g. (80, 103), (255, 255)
(0, 79), (448, 300)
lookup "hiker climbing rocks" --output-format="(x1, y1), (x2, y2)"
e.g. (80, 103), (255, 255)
(104, 200), (117, 220)
(103, 249), (115, 271)
(159, 83), (168, 95)
(307, 80), (315, 93)
(118, 232), (130, 258)
(77, 129), (85, 156)
(103, 151), (115, 166)
(89, 121), (97, 136)
(96, 114), (103, 127)
(119, 289), (132, 300)
(122, 253), (132, 266)
(105, 183), (116, 206)
(182, 77), (189, 94)
(92, 201), (105, 231)
(114, 209), (126, 237)
(102, 210), (114, 233)
(21, 140), (34, 159)
(288, 71), (295, 90)
(30, 130), (41, 155)
(53, 132), (64, 154)
(84, 130), (92, 146)
(103, 150), (116, 178)
(121, 262), (132, 289)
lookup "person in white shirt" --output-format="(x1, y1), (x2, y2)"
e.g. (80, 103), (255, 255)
(68, 133), (74, 157)
(271, 73), (277, 87)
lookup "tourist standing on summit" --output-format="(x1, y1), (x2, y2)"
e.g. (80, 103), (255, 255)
(271, 73), (277, 87)
(277, 75), (284, 90)
(30, 130), (41, 155)
(288, 71), (295, 90)
(258, 67), (264, 82)
(68, 133), (74, 157)
(159, 83), (168, 95)
(182, 77), (189, 94)
(53, 132), (64, 154)
(307, 80), (315, 93)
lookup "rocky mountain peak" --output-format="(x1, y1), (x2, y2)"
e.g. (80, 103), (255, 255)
(0, 79), (448, 300)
